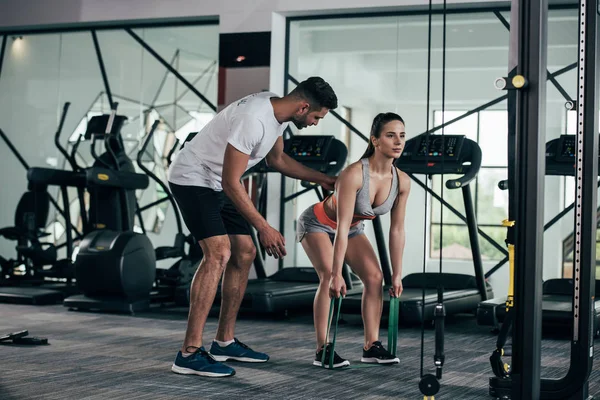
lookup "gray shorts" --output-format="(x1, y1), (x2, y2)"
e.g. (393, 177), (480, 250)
(296, 204), (365, 243)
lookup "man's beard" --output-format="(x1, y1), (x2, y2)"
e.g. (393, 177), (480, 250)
(292, 115), (307, 129)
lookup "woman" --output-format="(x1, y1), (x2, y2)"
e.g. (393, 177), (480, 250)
(296, 112), (411, 368)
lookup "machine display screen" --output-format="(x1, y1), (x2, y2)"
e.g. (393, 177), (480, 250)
(412, 135), (465, 160)
(285, 135), (333, 161)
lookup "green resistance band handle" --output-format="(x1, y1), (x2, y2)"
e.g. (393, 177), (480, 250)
(322, 296), (343, 369)
(387, 296), (399, 357)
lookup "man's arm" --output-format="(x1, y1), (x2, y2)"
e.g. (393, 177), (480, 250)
(222, 144), (269, 231)
(222, 144), (286, 258)
(266, 137), (336, 190)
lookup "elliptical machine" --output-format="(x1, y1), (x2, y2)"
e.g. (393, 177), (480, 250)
(64, 105), (156, 314)
(135, 120), (203, 301)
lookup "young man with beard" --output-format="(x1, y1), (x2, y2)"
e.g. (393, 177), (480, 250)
(168, 77), (338, 377)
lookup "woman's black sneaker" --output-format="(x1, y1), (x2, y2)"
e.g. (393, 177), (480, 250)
(361, 341), (400, 364)
(313, 344), (350, 369)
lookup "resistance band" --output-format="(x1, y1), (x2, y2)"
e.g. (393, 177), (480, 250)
(322, 296), (400, 370)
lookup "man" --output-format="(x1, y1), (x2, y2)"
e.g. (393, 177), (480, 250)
(168, 77), (338, 377)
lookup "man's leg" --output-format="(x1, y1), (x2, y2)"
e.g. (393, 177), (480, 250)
(172, 237), (236, 377)
(208, 197), (269, 363)
(181, 235), (231, 352)
(215, 234), (255, 342)
(168, 183), (235, 377)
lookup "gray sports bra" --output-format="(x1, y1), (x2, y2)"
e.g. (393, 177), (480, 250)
(329, 158), (399, 220)
(353, 158), (399, 218)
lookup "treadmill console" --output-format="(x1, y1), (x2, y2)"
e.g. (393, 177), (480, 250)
(412, 134), (465, 161)
(555, 135), (576, 162)
(284, 135), (333, 162)
(546, 134), (600, 176)
(554, 134), (600, 162)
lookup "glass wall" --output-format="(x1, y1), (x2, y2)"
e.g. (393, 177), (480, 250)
(0, 23), (218, 257)
(285, 6), (582, 285)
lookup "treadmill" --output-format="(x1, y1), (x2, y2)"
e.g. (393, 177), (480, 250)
(342, 134), (494, 324)
(477, 134), (600, 335)
(175, 135), (363, 313)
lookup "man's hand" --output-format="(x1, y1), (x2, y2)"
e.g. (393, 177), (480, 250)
(389, 274), (403, 298)
(320, 175), (337, 192)
(257, 225), (287, 259)
(329, 274), (347, 299)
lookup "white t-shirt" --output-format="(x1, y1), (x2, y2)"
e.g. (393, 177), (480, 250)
(168, 91), (288, 191)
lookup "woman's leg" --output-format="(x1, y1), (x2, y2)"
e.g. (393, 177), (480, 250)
(344, 234), (384, 349)
(300, 232), (335, 351)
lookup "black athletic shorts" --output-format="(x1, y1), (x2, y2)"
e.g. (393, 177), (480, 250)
(168, 182), (251, 241)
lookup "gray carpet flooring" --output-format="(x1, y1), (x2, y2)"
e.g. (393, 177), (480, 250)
(0, 303), (598, 400)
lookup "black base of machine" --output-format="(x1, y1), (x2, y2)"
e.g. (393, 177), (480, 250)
(173, 267), (363, 314)
(342, 272), (493, 324)
(477, 279), (600, 337)
(0, 286), (65, 305)
(63, 294), (150, 314)
(489, 376), (512, 399)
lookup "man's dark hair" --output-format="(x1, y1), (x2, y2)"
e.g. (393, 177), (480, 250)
(289, 77), (338, 111)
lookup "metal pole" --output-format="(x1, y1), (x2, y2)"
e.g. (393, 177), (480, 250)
(539, 0), (598, 397)
(91, 30), (114, 108)
(462, 186), (488, 300)
(0, 35), (7, 82)
(126, 29), (216, 112)
(510, 0), (547, 397)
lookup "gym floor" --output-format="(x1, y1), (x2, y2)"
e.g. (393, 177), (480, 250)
(0, 304), (598, 400)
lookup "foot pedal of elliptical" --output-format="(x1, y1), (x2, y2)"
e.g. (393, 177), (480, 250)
(12, 336), (48, 345)
(0, 330), (29, 343)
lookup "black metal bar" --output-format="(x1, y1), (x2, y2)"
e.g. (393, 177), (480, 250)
(278, 19), (293, 271)
(152, 49), (179, 106)
(136, 204), (146, 235)
(408, 173), (508, 255)
(0, 128), (30, 170)
(283, 185), (316, 202)
(494, 10), (511, 30)
(511, 0), (547, 397)
(547, 73), (573, 104)
(0, 19), (218, 36)
(539, 0), (598, 397)
(167, 138), (180, 166)
(91, 30), (114, 108)
(372, 216), (392, 286)
(0, 35), (7, 81)
(126, 29), (216, 112)
(136, 120), (184, 235)
(549, 61), (577, 78)
(138, 197), (169, 212)
(462, 185), (488, 300)
(495, 10), (574, 104)
(485, 256), (509, 278)
(176, 60), (217, 102)
(60, 186), (73, 260)
(420, 63), (575, 138)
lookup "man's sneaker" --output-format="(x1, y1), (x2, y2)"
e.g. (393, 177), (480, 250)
(209, 338), (269, 363)
(361, 341), (400, 364)
(313, 344), (350, 369)
(171, 347), (235, 377)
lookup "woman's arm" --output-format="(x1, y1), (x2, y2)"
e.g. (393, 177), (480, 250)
(329, 164), (362, 297)
(389, 170), (411, 296)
